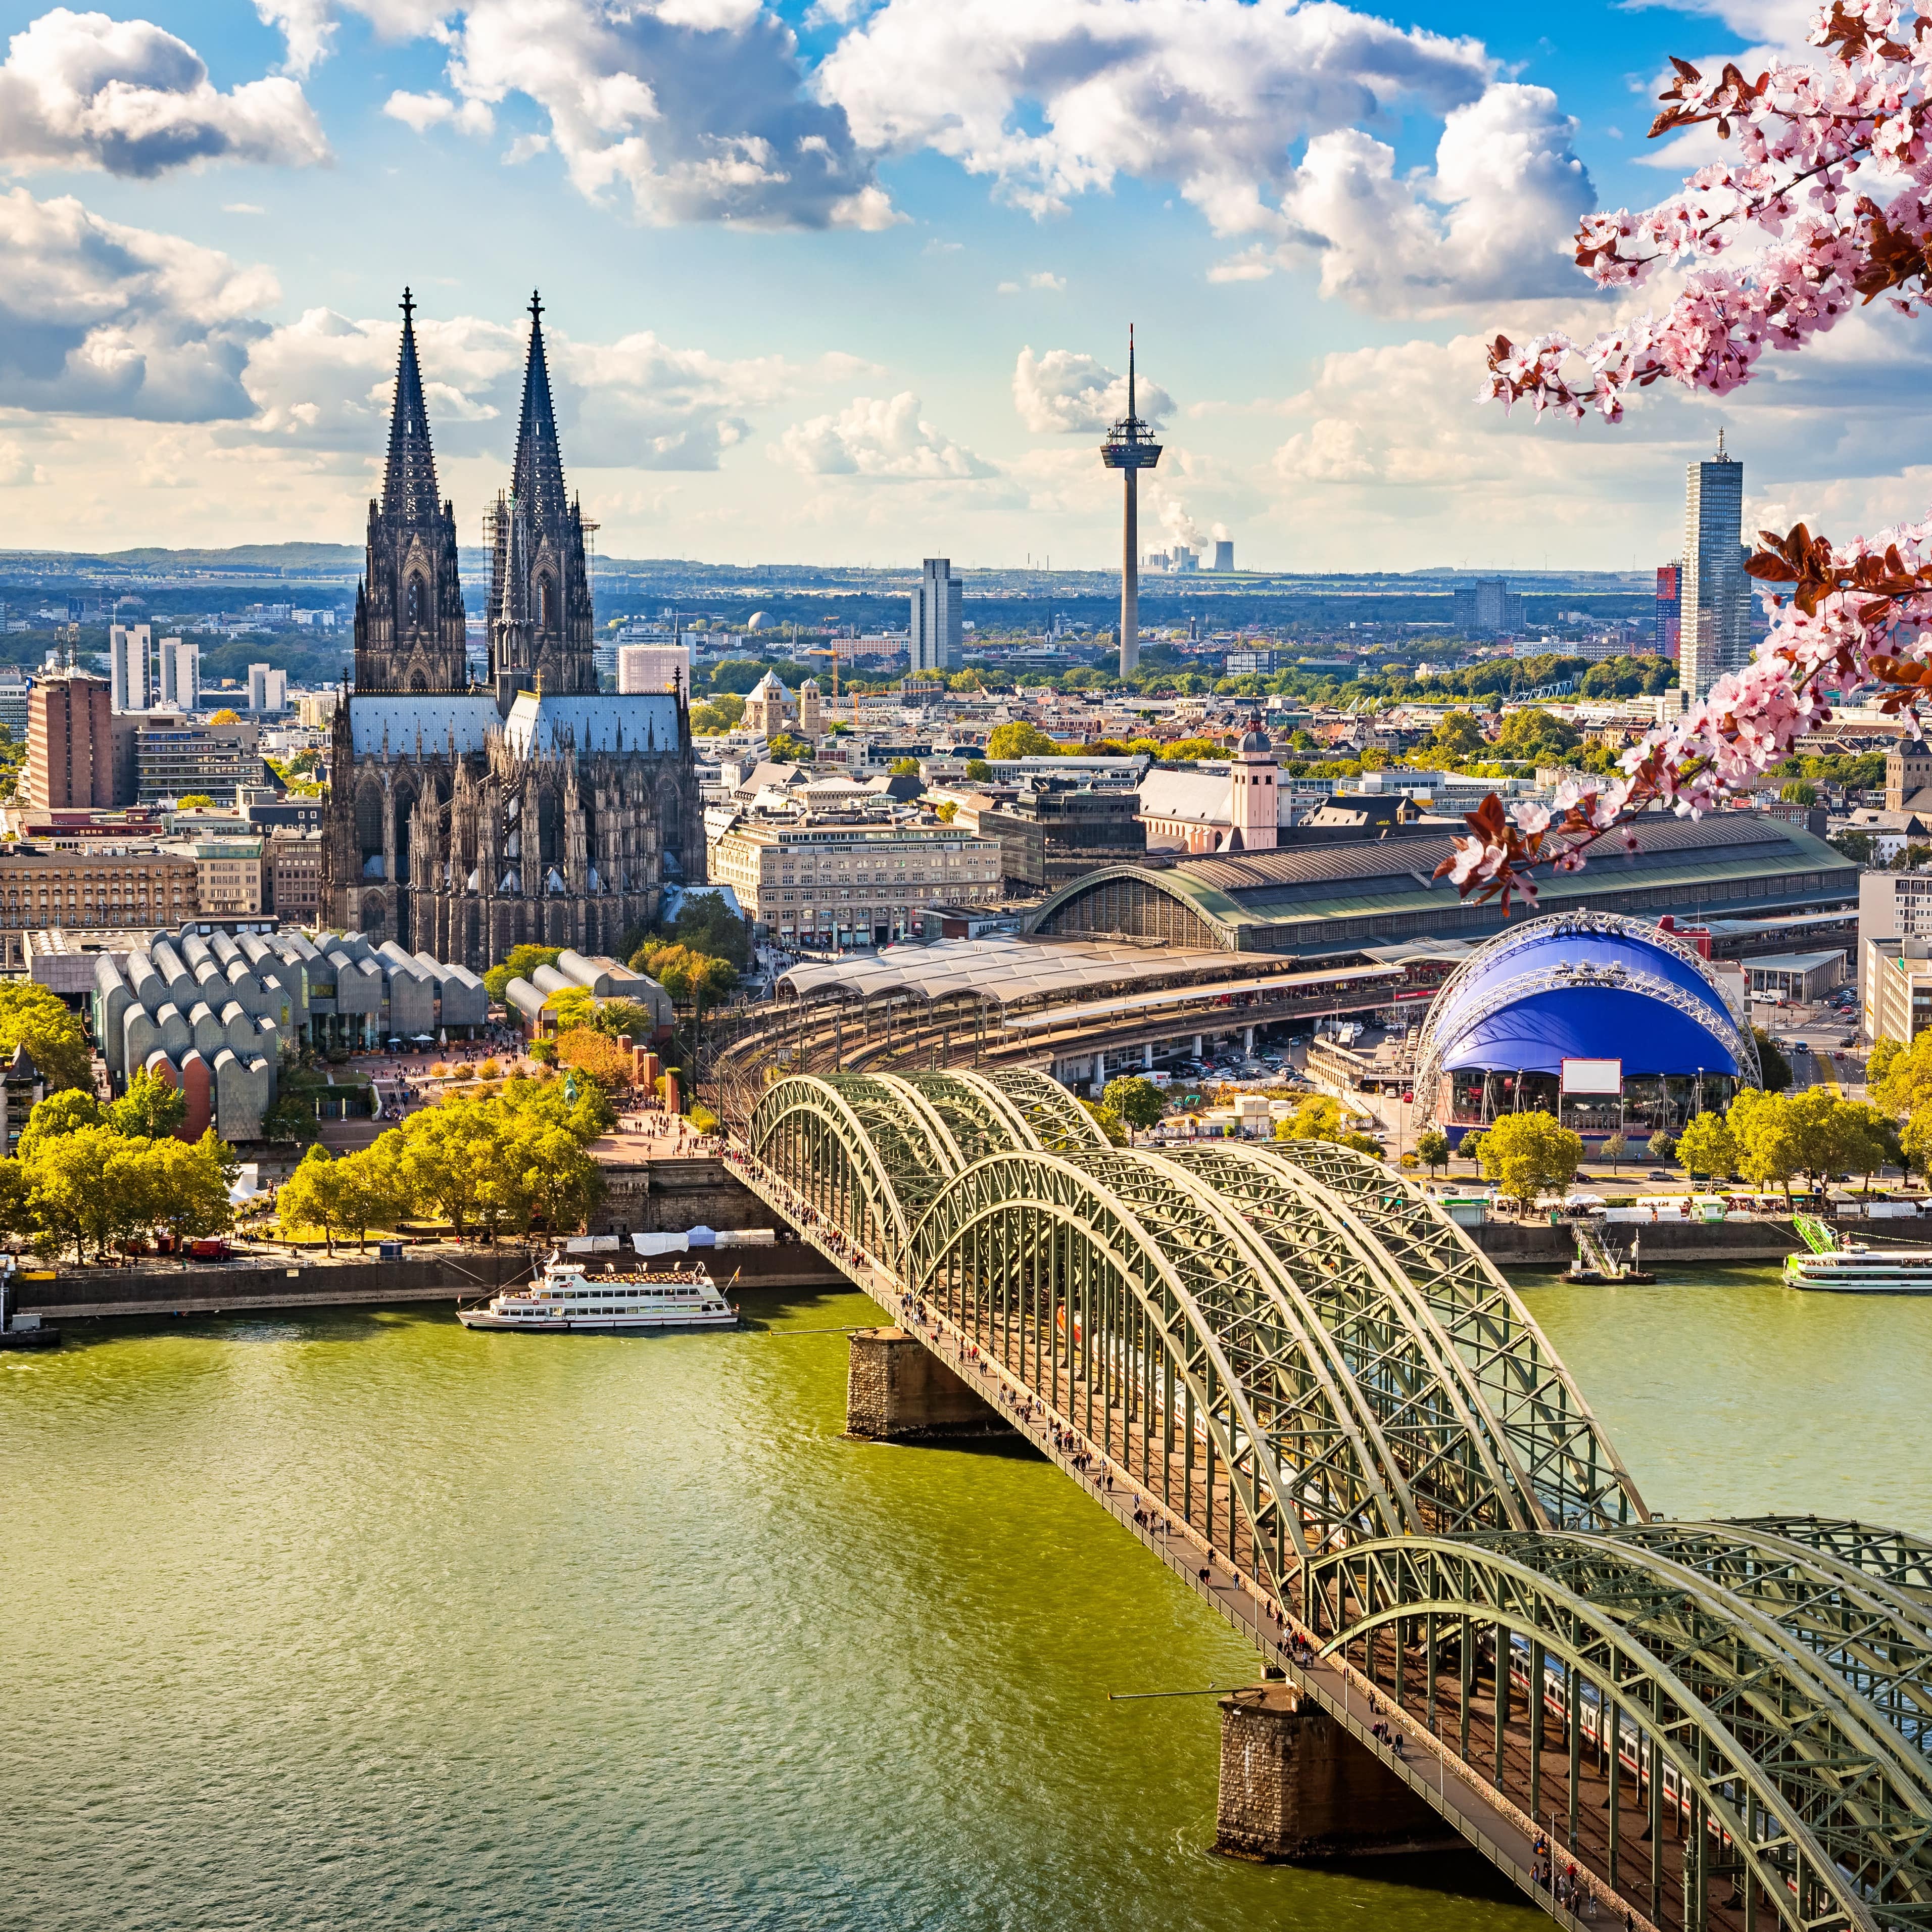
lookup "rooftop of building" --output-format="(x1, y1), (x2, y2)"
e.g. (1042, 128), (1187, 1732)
(1029, 811), (1855, 953)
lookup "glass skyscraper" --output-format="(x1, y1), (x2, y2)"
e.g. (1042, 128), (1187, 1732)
(1678, 431), (1751, 700)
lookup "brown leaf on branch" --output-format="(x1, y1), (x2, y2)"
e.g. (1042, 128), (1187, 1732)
(1649, 58), (1766, 140)
(1746, 522), (1839, 614)
(1853, 205), (1932, 304)
(1817, 1), (1922, 61)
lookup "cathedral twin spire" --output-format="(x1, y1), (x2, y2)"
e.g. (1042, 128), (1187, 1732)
(357, 288), (595, 704)
(382, 287), (442, 526)
(510, 293), (569, 533)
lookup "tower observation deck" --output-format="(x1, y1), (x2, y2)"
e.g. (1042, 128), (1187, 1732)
(1100, 327), (1162, 680)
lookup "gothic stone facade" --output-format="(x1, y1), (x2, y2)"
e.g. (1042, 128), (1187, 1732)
(322, 293), (702, 970)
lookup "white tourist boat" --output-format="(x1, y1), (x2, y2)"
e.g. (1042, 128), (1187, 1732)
(1784, 1247), (1932, 1294)
(459, 1255), (738, 1331)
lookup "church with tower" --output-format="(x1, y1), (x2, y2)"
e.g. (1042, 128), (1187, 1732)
(321, 293), (703, 970)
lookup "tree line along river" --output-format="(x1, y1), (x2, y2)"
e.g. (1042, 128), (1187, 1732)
(2, 1262), (1925, 1932)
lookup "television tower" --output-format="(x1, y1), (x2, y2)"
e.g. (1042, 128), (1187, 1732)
(1100, 326), (1162, 678)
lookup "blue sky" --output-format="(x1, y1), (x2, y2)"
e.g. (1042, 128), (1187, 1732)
(1, 0), (1924, 571)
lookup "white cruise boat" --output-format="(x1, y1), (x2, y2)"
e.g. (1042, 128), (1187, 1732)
(1784, 1246), (1932, 1294)
(459, 1255), (738, 1331)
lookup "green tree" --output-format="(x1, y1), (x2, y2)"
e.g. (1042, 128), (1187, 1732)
(1600, 1130), (1628, 1169)
(1473, 1110), (1582, 1211)
(1675, 1113), (1737, 1180)
(1868, 1036), (1906, 1087)
(16, 1089), (104, 1162)
(689, 692), (745, 733)
(23, 1123), (123, 1260)
(484, 944), (564, 1003)
(1428, 710), (1486, 763)
(1729, 1089), (1803, 1204)
(1274, 1094), (1381, 1155)
(175, 793), (218, 808)
(334, 1147), (404, 1250)
(277, 1144), (350, 1253)
(108, 1066), (187, 1140)
(141, 1132), (234, 1254)
(766, 732), (811, 762)
(1080, 1098), (1128, 1145)
(0, 982), (92, 1092)
(663, 892), (753, 970)
(964, 758), (992, 782)
(985, 720), (1058, 760)
(1647, 1129), (1676, 1164)
(1415, 1127), (1451, 1176)
(888, 756), (920, 776)
(1491, 708), (1582, 763)
(1101, 1076), (1165, 1139)
(593, 998), (662, 1042)
(1752, 1027), (1793, 1094)
(1779, 779), (1819, 805)
(260, 1093), (320, 1145)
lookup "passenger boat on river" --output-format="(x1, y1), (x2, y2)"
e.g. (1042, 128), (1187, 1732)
(458, 1255), (738, 1331)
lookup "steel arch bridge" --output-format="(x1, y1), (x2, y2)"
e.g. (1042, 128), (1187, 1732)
(739, 1070), (1932, 1932)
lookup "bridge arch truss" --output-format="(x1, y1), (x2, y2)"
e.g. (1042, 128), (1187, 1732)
(741, 1072), (1932, 1932)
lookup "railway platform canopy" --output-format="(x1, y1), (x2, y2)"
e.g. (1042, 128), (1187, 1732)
(774, 934), (1325, 1020)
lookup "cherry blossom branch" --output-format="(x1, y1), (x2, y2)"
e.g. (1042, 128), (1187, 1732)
(1444, 1), (1932, 910)
(1437, 520), (1932, 908)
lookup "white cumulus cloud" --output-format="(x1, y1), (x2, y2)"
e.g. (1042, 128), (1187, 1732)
(0, 185), (276, 419)
(818, 0), (1491, 230)
(1012, 347), (1172, 434)
(774, 392), (994, 478)
(430, 0), (894, 228)
(1215, 84), (1595, 313)
(383, 89), (493, 136)
(0, 8), (328, 177)
(240, 300), (807, 473)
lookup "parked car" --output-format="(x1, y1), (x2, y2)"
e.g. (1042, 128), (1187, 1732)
(1647, 1169), (1675, 1181)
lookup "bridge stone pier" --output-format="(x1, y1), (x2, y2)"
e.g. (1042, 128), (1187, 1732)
(1218, 1684), (1455, 1862)
(728, 1066), (1932, 1932)
(846, 1327), (1006, 1440)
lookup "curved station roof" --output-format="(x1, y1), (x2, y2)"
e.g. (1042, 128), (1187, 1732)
(1411, 911), (1758, 1114)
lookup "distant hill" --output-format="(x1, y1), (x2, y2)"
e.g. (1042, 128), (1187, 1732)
(96, 543), (361, 569)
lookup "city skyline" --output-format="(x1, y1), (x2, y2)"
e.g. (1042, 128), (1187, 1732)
(0, 0), (1927, 571)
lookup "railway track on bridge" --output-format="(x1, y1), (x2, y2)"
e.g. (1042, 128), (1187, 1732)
(717, 1067), (1932, 1932)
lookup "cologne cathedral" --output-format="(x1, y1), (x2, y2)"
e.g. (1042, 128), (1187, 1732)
(322, 293), (702, 970)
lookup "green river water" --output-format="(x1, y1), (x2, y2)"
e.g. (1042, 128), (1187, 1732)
(4, 1265), (1928, 1932)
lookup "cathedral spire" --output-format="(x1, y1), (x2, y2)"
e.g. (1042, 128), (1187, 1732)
(511, 291), (569, 529)
(383, 287), (442, 523)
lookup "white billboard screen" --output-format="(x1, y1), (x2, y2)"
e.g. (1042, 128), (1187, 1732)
(1561, 1057), (1623, 1096)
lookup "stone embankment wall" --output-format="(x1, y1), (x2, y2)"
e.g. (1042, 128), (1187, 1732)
(16, 1237), (852, 1321)
(588, 1157), (776, 1237)
(1472, 1218), (1804, 1267)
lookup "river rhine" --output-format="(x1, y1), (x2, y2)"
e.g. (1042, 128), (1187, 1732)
(5, 1264), (1928, 1932)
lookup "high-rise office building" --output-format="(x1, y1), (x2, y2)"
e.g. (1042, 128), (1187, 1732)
(1679, 431), (1751, 700)
(1452, 578), (1524, 635)
(158, 636), (200, 709)
(108, 623), (151, 712)
(248, 663), (288, 712)
(910, 558), (961, 672)
(1655, 563), (1681, 659)
(26, 672), (115, 808)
